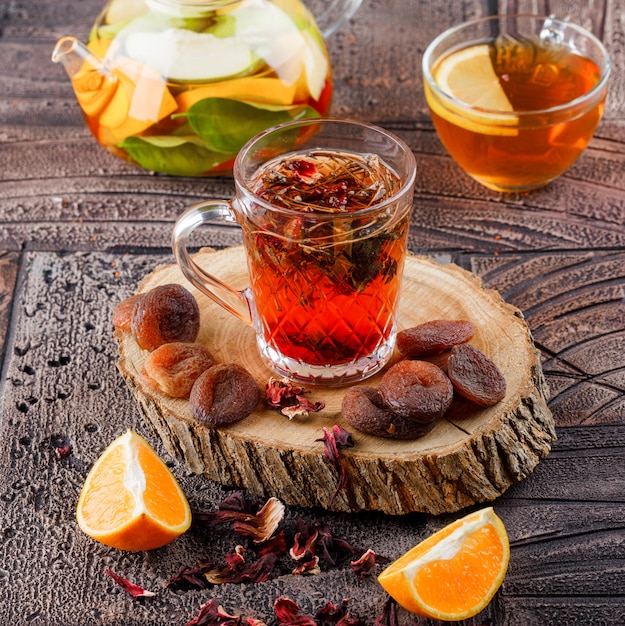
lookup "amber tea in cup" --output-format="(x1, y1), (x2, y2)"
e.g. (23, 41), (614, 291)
(173, 119), (416, 385)
(422, 15), (610, 192)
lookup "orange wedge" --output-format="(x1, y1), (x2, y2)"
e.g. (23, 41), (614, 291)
(76, 430), (191, 551)
(377, 507), (510, 621)
(426, 43), (518, 136)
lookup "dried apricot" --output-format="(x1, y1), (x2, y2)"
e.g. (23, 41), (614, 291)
(397, 320), (475, 358)
(131, 284), (200, 351)
(342, 386), (436, 440)
(112, 294), (144, 331)
(447, 343), (506, 407)
(189, 364), (260, 427)
(422, 350), (451, 373)
(143, 342), (216, 398)
(378, 360), (453, 424)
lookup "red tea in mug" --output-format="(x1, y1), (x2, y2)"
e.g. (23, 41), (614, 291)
(173, 119), (416, 385)
(244, 150), (410, 370)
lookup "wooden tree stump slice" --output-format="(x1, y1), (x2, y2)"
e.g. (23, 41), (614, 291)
(116, 246), (555, 515)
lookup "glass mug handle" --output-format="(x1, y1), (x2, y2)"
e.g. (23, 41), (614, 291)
(171, 201), (254, 326)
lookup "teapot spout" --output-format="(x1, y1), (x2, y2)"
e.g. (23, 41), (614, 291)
(52, 36), (115, 81)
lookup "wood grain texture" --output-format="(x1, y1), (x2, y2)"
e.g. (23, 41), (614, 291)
(115, 248), (554, 515)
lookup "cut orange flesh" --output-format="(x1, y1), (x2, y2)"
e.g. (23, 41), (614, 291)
(377, 507), (510, 621)
(76, 430), (191, 551)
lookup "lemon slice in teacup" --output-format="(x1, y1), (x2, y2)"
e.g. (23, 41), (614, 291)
(426, 43), (519, 136)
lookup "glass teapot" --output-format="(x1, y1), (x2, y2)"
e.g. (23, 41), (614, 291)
(52, 0), (361, 176)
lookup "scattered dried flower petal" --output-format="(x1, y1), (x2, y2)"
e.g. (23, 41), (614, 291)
(291, 554), (320, 576)
(337, 617), (364, 626)
(185, 599), (243, 626)
(274, 597), (317, 626)
(196, 495), (285, 543)
(315, 600), (349, 622)
(204, 551), (280, 585)
(316, 425), (354, 503)
(266, 377), (325, 418)
(330, 424), (354, 449)
(374, 598), (419, 626)
(350, 548), (386, 579)
(166, 558), (215, 590)
(290, 520), (319, 561)
(105, 568), (155, 599)
(289, 518), (368, 573)
(224, 545), (247, 569)
(55, 444), (72, 458)
(256, 530), (287, 557)
(315, 599), (363, 625)
(219, 491), (253, 512)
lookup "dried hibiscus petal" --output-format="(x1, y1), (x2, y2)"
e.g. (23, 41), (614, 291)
(166, 558), (215, 590)
(374, 598), (401, 626)
(256, 530), (288, 557)
(290, 518), (365, 570)
(233, 497), (285, 542)
(224, 545), (246, 569)
(274, 597), (317, 626)
(315, 600), (349, 622)
(350, 548), (387, 579)
(105, 568), (155, 599)
(204, 551), (279, 585)
(291, 554), (320, 576)
(54, 443), (72, 458)
(266, 377), (325, 418)
(315, 600), (364, 625)
(185, 599), (244, 626)
(195, 496), (285, 543)
(218, 491), (254, 513)
(316, 425), (354, 503)
(290, 519), (318, 561)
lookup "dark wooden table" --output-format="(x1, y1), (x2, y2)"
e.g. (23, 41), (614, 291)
(1, 1), (624, 624)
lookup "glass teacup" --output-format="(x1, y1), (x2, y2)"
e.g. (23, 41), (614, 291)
(422, 14), (610, 192)
(173, 119), (416, 385)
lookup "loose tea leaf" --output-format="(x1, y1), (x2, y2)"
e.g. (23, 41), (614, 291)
(248, 149), (406, 293)
(250, 151), (399, 213)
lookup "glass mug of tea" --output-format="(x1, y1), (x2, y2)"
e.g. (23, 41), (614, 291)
(422, 14), (610, 192)
(172, 119), (417, 385)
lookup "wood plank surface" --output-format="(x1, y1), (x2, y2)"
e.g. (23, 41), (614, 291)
(0, 0), (624, 624)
